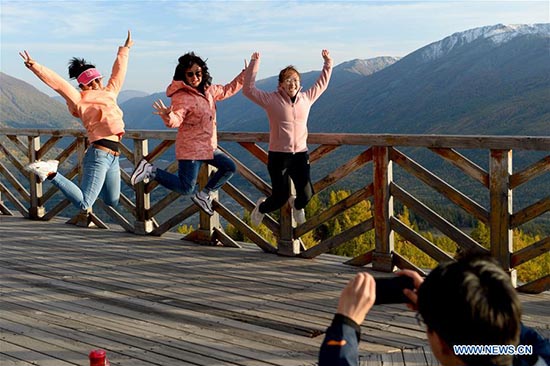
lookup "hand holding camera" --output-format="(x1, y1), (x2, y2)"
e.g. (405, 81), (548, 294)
(374, 275), (415, 305)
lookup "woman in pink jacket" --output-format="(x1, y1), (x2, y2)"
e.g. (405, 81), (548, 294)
(21, 31), (133, 211)
(131, 52), (247, 216)
(243, 50), (333, 226)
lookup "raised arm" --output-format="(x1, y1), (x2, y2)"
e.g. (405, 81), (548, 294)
(304, 49), (333, 103)
(242, 52), (272, 107)
(105, 30), (133, 94)
(209, 59), (249, 102)
(19, 50), (81, 109)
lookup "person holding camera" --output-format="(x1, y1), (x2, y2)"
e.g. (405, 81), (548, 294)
(319, 254), (550, 366)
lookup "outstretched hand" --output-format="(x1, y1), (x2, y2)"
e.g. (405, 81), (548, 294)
(336, 272), (376, 325)
(19, 50), (35, 68)
(124, 30), (134, 49)
(322, 49), (332, 63)
(152, 99), (172, 116)
(244, 52), (260, 69)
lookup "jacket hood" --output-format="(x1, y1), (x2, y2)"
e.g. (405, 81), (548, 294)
(166, 80), (200, 97)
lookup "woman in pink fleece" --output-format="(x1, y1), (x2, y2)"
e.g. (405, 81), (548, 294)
(131, 52), (248, 216)
(243, 50), (333, 226)
(21, 31), (133, 211)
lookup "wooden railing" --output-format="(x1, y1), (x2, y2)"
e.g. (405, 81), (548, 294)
(1, 128), (549, 293)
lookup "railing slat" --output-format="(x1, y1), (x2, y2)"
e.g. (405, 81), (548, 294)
(391, 217), (454, 263)
(0, 181), (28, 217)
(300, 218), (374, 259)
(151, 204), (200, 236)
(511, 236), (550, 267)
(214, 200), (277, 253)
(515, 275), (550, 294)
(295, 183), (374, 237)
(6, 135), (29, 156)
(511, 197), (550, 228)
(309, 144), (340, 164)
(0, 160), (30, 204)
(391, 148), (489, 224)
(313, 148), (372, 194)
(510, 155), (550, 189)
(391, 182), (487, 253)
(429, 147), (489, 187)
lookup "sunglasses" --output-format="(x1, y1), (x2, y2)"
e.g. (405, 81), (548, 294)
(186, 71), (202, 78)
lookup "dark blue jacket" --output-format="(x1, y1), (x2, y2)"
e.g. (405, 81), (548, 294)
(319, 316), (549, 366)
(318, 314), (361, 366)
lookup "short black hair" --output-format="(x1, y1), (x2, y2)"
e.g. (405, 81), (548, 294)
(418, 253), (521, 366)
(68, 57), (95, 80)
(173, 52), (212, 94)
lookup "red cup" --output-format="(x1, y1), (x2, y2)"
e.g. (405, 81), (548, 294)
(89, 349), (110, 366)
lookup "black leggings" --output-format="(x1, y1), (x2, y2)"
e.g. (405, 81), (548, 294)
(259, 151), (314, 213)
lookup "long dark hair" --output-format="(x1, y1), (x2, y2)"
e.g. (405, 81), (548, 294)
(173, 52), (212, 94)
(68, 57), (95, 80)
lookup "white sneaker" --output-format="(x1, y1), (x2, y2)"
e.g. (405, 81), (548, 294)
(250, 197), (266, 226)
(289, 196), (306, 225)
(26, 160), (59, 182)
(131, 158), (154, 185)
(192, 191), (214, 216)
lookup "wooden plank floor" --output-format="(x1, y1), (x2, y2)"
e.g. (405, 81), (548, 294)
(1, 215), (549, 366)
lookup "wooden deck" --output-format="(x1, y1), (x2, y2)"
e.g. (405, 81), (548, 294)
(1, 215), (548, 366)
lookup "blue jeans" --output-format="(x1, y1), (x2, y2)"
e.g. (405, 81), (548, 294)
(51, 147), (120, 210)
(154, 149), (236, 196)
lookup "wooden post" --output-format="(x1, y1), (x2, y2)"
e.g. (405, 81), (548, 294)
(133, 139), (154, 234)
(489, 149), (516, 286)
(278, 178), (301, 256)
(27, 136), (45, 219)
(372, 146), (395, 272)
(189, 164), (220, 244)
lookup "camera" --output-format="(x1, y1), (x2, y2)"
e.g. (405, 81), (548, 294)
(374, 276), (415, 304)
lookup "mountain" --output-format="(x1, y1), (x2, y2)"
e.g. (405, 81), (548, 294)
(0, 72), (81, 129)
(307, 23), (550, 135)
(117, 90), (149, 104)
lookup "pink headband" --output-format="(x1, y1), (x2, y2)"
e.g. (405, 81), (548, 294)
(77, 68), (103, 85)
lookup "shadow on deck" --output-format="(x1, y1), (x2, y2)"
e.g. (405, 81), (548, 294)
(1, 215), (548, 366)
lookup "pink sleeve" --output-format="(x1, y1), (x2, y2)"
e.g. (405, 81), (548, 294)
(304, 60), (332, 103)
(105, 47), (130, 94)
(242, 59), (272, 107)
(211, 69), (245, 101)
(28, 62), (81, 111)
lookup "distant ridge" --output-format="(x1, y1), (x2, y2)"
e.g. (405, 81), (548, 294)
(420, 23), (550, 61)
(307, 23), (550, 136)
(0, 72), (80, 129)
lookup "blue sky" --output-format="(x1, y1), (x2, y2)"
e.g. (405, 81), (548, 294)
(1, 0), (548, 96)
